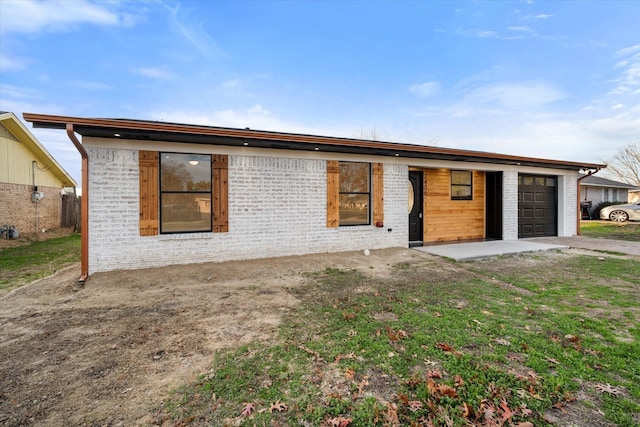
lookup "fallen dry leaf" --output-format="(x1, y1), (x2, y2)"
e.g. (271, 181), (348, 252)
(323, 416), (352, 427)
(454, 375), (464, 387)
(594, 383), (624, 397)
(427, 369), (443, 379)
(269, 400), (288, 413)
(240, 402), (255, 417)
(500, 398), (515, 421)
(437, 384), (458, 398)
(408, 400), (423, 412)
(435, 342), (455, 352)
(298, 345), (325, 362)
(342, 311), (356, 321)
(461, 402), (473, 418)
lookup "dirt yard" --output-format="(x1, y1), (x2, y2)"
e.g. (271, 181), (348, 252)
(0, 248), (426, 426)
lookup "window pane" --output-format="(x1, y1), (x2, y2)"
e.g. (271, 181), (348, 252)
(546, 178), (556, 187)
(452, 185), (472, 199)
(161, 153), (211, 191)
(535, 177), (545, 186)
(339, 194), (369, 226)
(451, 170), (471, 185)
(161, 193), (211, 233)
(339, 162), (370, 192)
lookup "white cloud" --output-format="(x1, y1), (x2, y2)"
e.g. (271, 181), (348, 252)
(478, 30), (498, 38)
(69, 80), (114, 90)
(133, 67), (176, 80)
(616, 44), (640, 57)
(0, 83), (38, 100)
(0, 53), (28, 72)
(462, 82), (567, 110)
(148, 105), (292, 131)
(167, 3), (225, 59)
(409, 81), (440, 98)
(147, 105), (351, 139)
(589, 114), (640, 139)
(221, 79), (240, 89)
(534, 13), (553, 19)
(508, 26), (533, 33)
(0, 0), (122, 34)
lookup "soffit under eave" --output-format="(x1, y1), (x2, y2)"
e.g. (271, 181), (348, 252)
(79, 130), (597, 172)
(26, 113), (603, 172)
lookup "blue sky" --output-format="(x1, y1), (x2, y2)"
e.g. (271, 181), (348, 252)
(1, 0), (639, 185)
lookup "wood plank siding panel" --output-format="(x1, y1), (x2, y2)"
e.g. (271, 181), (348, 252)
(326, 160), (340, 228)
(372, 163), (384, 225)
(212, 155), (229, 233)
(139, 150), (159, 236)
(424, 169), (485, 243)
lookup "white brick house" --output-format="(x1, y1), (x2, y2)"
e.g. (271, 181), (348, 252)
(25, 113), (604, 280)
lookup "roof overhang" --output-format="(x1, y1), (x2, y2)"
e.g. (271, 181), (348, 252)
(23, 113), (606, 171)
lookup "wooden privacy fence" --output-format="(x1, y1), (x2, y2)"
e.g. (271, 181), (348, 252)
(61, 194), (81, 230)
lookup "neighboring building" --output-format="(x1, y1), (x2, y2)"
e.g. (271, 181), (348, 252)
(579, 174), (638, 218)
(630, 190), (640, 203)
(0, 112), (77, 234)
(25, 113), (604, 279)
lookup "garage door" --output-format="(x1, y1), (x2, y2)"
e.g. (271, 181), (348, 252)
(518, 174), (557, 238)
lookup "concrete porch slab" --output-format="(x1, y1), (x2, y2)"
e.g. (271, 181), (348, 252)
(413, 240), (568, 262)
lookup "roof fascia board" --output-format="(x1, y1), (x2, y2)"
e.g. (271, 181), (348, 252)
(24, 112), (605, 171)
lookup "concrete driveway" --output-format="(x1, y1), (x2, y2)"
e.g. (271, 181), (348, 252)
(530, 236), (640, 256)
(416, 236), (640, 261)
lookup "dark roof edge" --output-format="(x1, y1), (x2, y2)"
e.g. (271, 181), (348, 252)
(23, 112), (606, 171)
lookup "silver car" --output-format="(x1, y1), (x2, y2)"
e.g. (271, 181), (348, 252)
(599, 202), (640, 222)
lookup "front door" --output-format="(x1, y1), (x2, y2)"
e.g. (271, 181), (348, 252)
(486, 172), (503, 240)
(409, 171), (423, 246)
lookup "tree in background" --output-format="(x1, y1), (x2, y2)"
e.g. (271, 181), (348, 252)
(605, 141), (640, 186)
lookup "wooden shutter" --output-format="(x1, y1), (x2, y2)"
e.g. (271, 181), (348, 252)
(212, 155), (229, 233)
(373, 163), (384, 225)
(327, 160), (340, 228)
(139, 151), (159, 236)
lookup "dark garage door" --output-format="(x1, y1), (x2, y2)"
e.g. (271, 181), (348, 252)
(518, 174), (557, 238)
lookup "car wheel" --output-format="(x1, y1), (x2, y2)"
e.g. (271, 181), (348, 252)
(609, 210), (629, 222)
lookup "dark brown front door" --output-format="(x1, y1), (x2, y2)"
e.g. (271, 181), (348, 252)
(486, 172), (503, 240)
(518, 174), (557, 238)
(409, 171), (423, 245)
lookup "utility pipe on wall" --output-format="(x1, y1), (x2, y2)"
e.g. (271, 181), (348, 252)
(32, 160), (39, 233)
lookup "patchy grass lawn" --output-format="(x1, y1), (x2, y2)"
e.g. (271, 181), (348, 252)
(158, 253), (640, 426)
(0, 234), (80, 293)
(581, 221), (640, 242)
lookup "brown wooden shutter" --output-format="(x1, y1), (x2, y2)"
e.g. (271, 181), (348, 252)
(212, 155), (229, 233)
(139, 151), (159, 236)
(327, 160), (340, 228)
(373, 163), (384, 225)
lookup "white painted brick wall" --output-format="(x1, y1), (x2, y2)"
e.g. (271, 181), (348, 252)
(559, 174), (578, 236)
(502, 170), (519, 240)
(87, 148), (407, 274)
